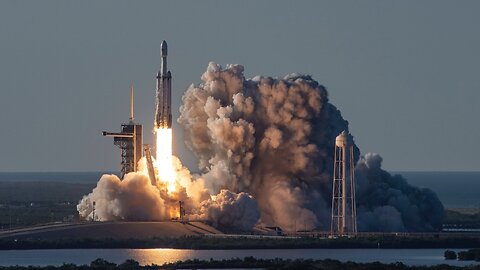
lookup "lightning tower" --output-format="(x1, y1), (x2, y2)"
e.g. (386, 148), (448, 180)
(102, 87), (143, 177)
(331, 131), (357, 236)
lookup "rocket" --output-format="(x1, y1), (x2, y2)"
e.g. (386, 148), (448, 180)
(155, 40), (172, 129)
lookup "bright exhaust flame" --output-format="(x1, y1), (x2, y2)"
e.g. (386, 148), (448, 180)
(155, 128), (176, 192)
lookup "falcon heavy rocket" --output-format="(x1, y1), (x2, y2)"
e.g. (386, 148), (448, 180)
(154, 40), (172, 129)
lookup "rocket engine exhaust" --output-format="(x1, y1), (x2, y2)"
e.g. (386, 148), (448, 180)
(154, 40), (176, 192)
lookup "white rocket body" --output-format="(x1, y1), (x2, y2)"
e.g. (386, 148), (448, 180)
(155, 40), (172, 129)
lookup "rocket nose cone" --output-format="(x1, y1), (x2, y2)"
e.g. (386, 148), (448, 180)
(161, 40), (168, 55)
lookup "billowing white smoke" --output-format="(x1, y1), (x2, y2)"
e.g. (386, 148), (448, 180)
(78, 62), (443, 232)
(78, 156), (261, 230)
(77, 173), (165, 221)
(177, 62), (444, 232)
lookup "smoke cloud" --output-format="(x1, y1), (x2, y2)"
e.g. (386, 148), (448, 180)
(190, 189), (260, 231)
(78, 156), (260, 230)
(77, 173), (166, 221)
(177, 62), (443, 232)
(78, 62), (444, 232)
(355, 153), (444, 231)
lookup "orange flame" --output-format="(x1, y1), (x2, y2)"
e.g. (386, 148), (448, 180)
(155, 128), (176, 192)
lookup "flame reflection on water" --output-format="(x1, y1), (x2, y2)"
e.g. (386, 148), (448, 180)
(117, 248), (474, 267)
(0, 248), (474, 267)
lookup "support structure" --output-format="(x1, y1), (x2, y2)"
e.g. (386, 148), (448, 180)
(143, 144), (157, 186)
(331, 131), (357, 236)
(102, 86), (143, 178)
(179, 201), (186, 222)
(92, 201), (96, 222)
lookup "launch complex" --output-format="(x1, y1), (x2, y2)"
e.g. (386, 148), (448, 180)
(100, 41), (358, 236)
(3, 43), (476, 243)
(102, 40), (173, 184)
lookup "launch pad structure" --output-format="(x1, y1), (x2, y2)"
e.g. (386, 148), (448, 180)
(101, 40), (172, 180)
(143, 144), (157, 186)
(102, 87), (143, 178)
(98, 41), (191, 223)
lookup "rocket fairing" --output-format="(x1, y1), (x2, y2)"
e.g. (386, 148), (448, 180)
(155, 40), (172, 129)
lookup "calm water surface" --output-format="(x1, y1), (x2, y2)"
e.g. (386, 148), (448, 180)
(0, 249), (478, 267)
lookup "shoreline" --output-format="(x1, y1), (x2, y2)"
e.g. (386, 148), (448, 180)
(0, 235), (479, 250)
(0, 257), (478, 269)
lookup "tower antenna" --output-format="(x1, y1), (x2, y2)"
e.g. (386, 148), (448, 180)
(129, 84), (134, 123)
(102, 86), (143, 177)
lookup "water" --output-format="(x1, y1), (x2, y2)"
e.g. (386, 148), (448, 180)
(0, 172), (477, 267)
(0, 248), (477, 267)
(395, 171), (480, 208)
(0, 172), (115, 184)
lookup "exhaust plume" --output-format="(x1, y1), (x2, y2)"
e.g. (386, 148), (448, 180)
(78, 156), (260, 230)
(177, 62), (443, 231)
(77, 173), (166, 221)
(355, 153), (444, 231)
(190, 189), (260, 230)
(78, 62), (443, 232)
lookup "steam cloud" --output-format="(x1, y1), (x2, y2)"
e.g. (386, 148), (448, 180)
(78, 62), (444, 232)
(190, 190), (260, 231)
(355, 153), (444, 231)
(78, 156), (260, 230)
(77, 173), (165, 221)
(177, 62), (443, 231)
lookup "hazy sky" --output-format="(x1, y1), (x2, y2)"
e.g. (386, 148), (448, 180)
(1, 0), (479, 172)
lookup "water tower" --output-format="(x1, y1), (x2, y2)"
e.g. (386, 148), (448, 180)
(331, 131), (357, 235)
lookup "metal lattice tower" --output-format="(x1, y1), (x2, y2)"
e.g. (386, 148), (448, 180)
(103, 87), (143, 178)
(111, 124), (141, 177)
(331, 131), (357, 236)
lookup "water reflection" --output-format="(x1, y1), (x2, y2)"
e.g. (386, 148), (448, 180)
(91, 249), (480, 267)
(124, 249), (196, 265)
(0, 249), (478, 267)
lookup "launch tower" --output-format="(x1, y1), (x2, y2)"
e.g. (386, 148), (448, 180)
(331, 131), (357, 236)
(102, 87), (143, 177)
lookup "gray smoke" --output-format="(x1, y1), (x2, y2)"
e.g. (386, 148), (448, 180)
(190, 189), (260, 230)
(178, 62), (444, 232)
(355, 153), (444, 231)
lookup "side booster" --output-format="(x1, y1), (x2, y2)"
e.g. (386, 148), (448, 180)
(155, 40), (172, 129)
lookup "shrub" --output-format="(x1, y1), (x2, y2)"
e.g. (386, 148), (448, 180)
(90, 258), (116, 269)
(457, 251), (475, 261)
(444, 250), (457, 260)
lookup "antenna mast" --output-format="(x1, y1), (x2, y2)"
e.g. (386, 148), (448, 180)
(129, 85), (134, 122)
